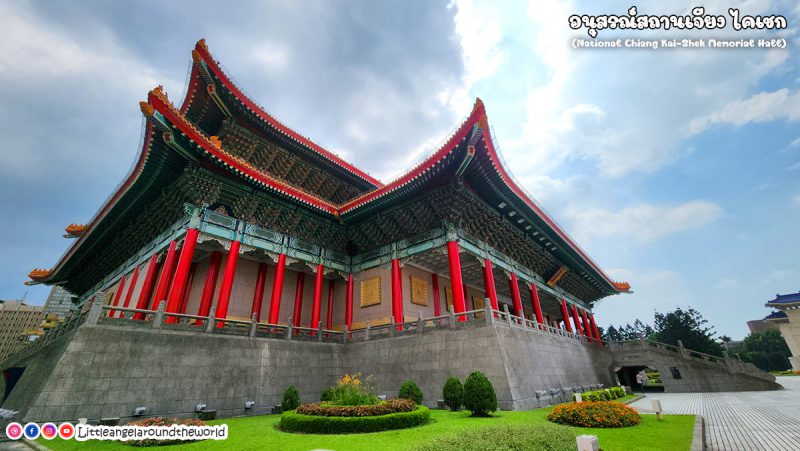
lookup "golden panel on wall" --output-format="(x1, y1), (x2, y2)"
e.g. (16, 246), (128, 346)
(410, 276), (428, 306)
(445, 287), (453, 312)
(473, 296), (484, 310)
(360, 277), (382, 307)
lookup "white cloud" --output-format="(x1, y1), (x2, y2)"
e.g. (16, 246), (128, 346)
(794, 194), (800, 206)
(690, 89), (800, 135)
(564, 201), (723, 242)
(251, 42), (290, 72)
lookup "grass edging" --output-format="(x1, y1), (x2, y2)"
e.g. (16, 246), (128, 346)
(280, 405), (430, 434)
(623, 394), (645, 405)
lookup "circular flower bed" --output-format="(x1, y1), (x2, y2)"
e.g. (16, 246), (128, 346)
(123, 417), (207, 447)
(297, 398), (415, 416)
(413, 424), (575, 451)
(280, 404), (430, 434)
(547, 401), (640, 428)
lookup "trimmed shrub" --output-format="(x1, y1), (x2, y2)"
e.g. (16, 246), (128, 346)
(412, 424), (574, 451)
(612, 386), (625, 398)
(571, 387), (625, 402)
(463, 371), (497, 417)
(280, 405), (430, 433)
(296, 399), (415, 417)
(124, 417), (206, 447)
(282, 385), (300, 412)
(547, 401), (640, 428)
(442, 377), (463, 411)
(398, 380), (423, 405)
(320, 387), (334, 402)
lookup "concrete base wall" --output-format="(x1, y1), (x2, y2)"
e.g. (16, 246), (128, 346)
(3, 322), (612, 422)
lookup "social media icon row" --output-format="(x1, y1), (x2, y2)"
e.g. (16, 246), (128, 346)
(5, 422), (74, 440)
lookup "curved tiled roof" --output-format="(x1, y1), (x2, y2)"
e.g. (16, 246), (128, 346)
(766, 291), (800, 306)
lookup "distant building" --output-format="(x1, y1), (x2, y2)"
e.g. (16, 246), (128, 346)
(765, 292), (800, 371)
(748, 311), (785, 334)
(0, 301), (44, 363)
(43, 286), (75, 318)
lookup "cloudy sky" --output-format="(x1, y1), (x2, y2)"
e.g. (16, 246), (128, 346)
(1, 0), (798, 339)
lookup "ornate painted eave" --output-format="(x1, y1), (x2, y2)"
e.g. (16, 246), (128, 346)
(184, 39), (383, 189)
(26, 120), (161, 286)
(146, 87), (340, 216)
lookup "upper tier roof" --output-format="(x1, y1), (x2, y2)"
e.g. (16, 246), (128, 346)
(28, 39), (629, 297)
(766, 291), (800, 307)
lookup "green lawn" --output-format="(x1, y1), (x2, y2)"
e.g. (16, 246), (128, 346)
(38, 406), (694, 451)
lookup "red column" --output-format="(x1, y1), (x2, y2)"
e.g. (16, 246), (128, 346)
(581, 309), (592, 341)
(177, 264), (196, 314)
(251, 262), (268, 322)
(509, 273), (523, 317)
(133, 254), (160, 320)
(446, 241), (466, 320)
(151, 240), (178, 310)
(560, 298), (572, 333)
(292, 272), (305, 327)
(345, 274), (354, 330)
(589, 313), (602, 345)
(166, 229), (199, 322)
(431, 274), (441, 316)
(391, 259), (404, 327)
(268, 253), (287, 324)
(120, 265), (140, 317)
(482, 259), (499, 311)
(326, 280), (335, 329)
(529, 283), (544, 325)
(571, 304), (585, 336)
(215, 241), (240, 327)
(109, 274), (127, 317)
(196, 251), (222, 321)
(310, 263), (325, 333)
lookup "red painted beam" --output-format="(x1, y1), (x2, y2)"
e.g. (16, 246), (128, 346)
(109, 274), (127, 317)
(571, 304), (585, 336)
(215, 241), (240, 327)
(345, 274), (354, 330)
(560, 298), (572, 333)
(482, 259), (499, 311)
(251, 262), (269, 322)
(292, 272), (305, 328)
(120, 265), (140, 318)
(166, 228), (199, 323)
(151, 240), (178, 311)
(196, 251), (222, 323)
(268, 253), (287, 324)
(509, 273), (523, 318)
(326, 279), (335, 330)
(431, 273), (441, 317)
(529, 283), (544, 325)
(446, 242), (467, 321)
(391, 259), (404, 328)
(311, 264), (325, 333)
(133, 254), (160, 320)
(177, 264), (196, 315)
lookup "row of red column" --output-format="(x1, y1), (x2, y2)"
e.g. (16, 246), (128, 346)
(111, 233), (601, 341)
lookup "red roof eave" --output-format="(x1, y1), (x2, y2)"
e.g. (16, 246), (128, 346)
(188, 39), (383, 189)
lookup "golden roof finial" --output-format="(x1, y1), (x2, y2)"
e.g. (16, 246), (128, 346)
(28, 268), (53, 280)
(139, 101), (154, 117)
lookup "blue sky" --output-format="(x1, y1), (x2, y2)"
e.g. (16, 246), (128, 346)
(0, 0), (797, 339)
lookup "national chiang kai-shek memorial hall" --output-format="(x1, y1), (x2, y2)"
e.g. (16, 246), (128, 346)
(2, 40), (778, 423)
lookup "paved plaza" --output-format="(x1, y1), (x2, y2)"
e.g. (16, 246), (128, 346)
(631, 376), (800, 450)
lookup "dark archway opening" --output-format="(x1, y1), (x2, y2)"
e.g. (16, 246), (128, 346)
(2, 367), (25, 402)
(615, 365), (665, 393)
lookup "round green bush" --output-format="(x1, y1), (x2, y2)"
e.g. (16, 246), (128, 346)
(280, 405), (430, 433)
(320, 387), (334, 402)
(463, 371), (497, 417)
(442, 377), (463, 411)
(412, 424), (574, 451)
(398, 380), (423, 405)
(282, 385), (300, 412)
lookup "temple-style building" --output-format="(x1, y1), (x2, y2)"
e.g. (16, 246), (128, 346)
(11, 40), (783, 423)
(26, 39), (629, 338)
(765, 292), (800, 371)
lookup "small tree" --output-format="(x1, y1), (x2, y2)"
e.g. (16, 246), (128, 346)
(442, 377), (463, 411)
(463, 371), (497, 417)
(398, 380), (423, 404)
(282, 385), (300, 411)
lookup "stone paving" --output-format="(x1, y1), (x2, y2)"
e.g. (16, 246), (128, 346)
(630, 376), (800, 450)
